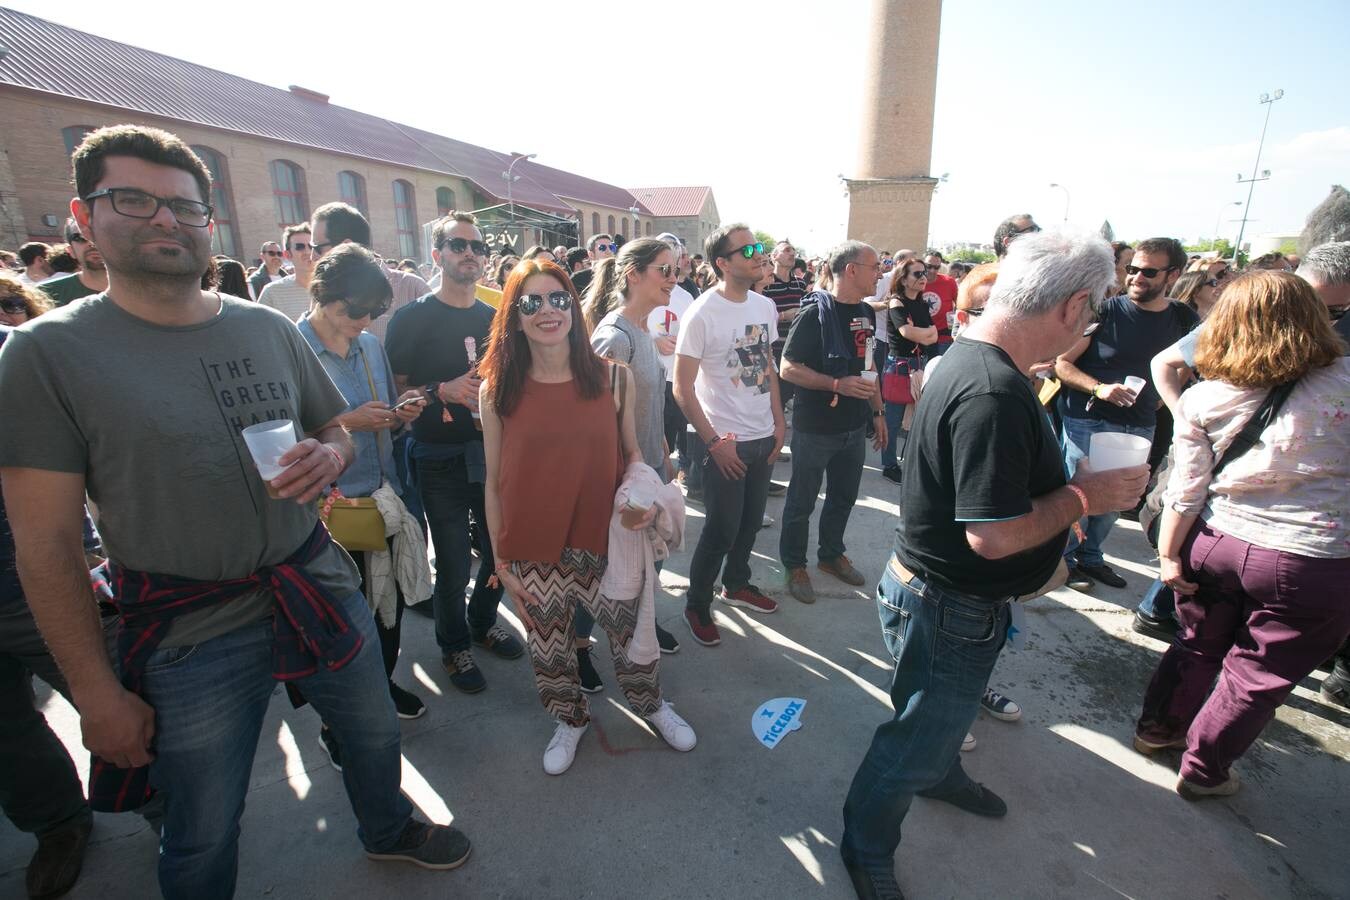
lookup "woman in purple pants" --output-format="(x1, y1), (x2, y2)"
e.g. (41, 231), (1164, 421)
(1135, 271), (1350, 799)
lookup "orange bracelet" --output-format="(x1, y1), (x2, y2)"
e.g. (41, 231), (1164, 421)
(1065, 484), (1089, 517)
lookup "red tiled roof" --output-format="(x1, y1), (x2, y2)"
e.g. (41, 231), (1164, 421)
(0, 7), (639, 216)
(627, 186), (712, 217)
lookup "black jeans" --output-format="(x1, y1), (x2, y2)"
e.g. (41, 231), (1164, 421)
(686, 435), (775, 611)
(417, 454), (502, 655)
(0, 602), (94, 836)
(663, 382), (687, 465)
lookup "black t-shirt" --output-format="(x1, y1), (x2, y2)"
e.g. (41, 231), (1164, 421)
(782, 298), (875, 434)
(385, 294), (495, 445)
(1059, 296), (1199, 427)
(569, 267), (593, 297)
(886, 297), (933, 358)
(897, 339), (1068, 599)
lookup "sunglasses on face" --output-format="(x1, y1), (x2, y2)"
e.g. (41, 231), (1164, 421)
(925, 264), (941, 272)
(594, 243), (617, 253)
(725, 241), (764, 260)
(1125, 265), (1175, 279)
(341, 299), (391, 321)
(906, 269), (927, 279)
(289, 242), (312, 252)
(1, 298), (28, 314)
(965, 307), (984, 317)
(518, 290), (573, 316)
(1011, 224), (1041, 237)
(1204, 278), (1221, 288)
(440, 237), (489, 256)
(310, 240), (337, 255)
(264, 250), (283, 257)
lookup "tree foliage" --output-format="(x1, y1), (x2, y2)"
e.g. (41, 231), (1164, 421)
(1299, 185), (1350, 252)
(948, 248), (995, 264)
(753, 230), (776, 251)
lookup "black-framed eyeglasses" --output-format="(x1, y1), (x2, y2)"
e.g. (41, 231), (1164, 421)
(1, 298), (28, 314)
(965, 307), (984, 317)
(518, 290), (572, 316)
(311, 240), (337, 255)
(1125, 265), (1175, 278)
(924, 263), (941, 272)
(67, 234), (90, 245)
(341, 299), (391, 321)
(906, 269), (928, 279)
(724, 241), (764, 260)
(263, 250), (283, 257)
(1011, 223), (1041, 237)
(651, 263), (675, 277)
(439, 237), (489, 256)
(83, 188), (212, 227)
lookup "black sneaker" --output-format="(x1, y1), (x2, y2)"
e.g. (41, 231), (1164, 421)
(1321, 663), (1350, 709)
(841, 854), (906, 900)
(577, 647), (604, 693)
(26, 817), (91, 900)
(656, 622), (680, 654)
(1132, 609), (1179, 642)
(1078, 562), (1127, 589)
(472, 624), (525, 660)
(1066, 566), (1094, 591)
(881, 466), (903, 485)
(917, 779), (1007, 817)
(442, 649), (487, 693)
(366, 819), (472, 871)
(317, 727), (343, 772)
(767, 480), (788, 497)
(390, 681), (426, 719)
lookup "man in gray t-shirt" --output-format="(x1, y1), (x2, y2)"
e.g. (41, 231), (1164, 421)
(0, 126), (468, 895)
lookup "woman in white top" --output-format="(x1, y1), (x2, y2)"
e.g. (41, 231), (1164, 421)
(1135, 272), (1350, 800)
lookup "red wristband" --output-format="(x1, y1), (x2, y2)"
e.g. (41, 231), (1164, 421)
(326, 445), (345, 475)
(1066, 484), (1089, 517)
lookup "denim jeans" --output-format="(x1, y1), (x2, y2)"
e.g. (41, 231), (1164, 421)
(418, 453), (502, 655)
(880, 401), (907, 469)
(1061, 416), (1154, 567)
(841, 560), (1009, 869)
(686, 435), (774, 611)
(141, 593), (411, 899)
(1138, 578), (1176, 621)
(779, 426), (866, 569)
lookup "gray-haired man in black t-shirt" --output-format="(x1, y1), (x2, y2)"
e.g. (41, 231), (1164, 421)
(840, 230), (1149, 900)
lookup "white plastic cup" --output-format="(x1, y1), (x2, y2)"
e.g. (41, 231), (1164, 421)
(860, 370), (878, 386)
(1123, 375), (1147, 396)
(1088, 432), (1151, 472)
(241, 420), (298, 481)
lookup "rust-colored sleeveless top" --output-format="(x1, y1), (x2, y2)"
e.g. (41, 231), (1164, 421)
(496, 376), (619, 563)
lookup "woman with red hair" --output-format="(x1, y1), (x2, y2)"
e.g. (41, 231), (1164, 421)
(479, 259), (696, 775)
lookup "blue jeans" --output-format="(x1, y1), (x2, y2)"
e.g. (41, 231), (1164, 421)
(880, 401), (907, 469)
(141, 593), (411, 899)
(418, 453), (502, 654)
(841, 560), (1009, 869)
(779, 426), (866, 569)
(1138, 578), (1176, 620)
(1061, 416), (1154, 567)
(686, 435), (774, 611)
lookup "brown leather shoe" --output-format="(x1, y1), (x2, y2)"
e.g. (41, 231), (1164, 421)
(27, 818), (91, 900)
(818, 554), (866, 586)
(785, 567), (816, 604)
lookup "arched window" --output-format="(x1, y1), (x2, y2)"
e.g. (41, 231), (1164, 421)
(591, 212), (600, 236)
(436, 186), (456, 217)
(645, 221), (652, 236)
(337, 171), (367, 216)
(607, 214), (616, 235)
(62, 125), (94, 157)
(191, 145), (239, 259)
(393, 179), (418, 258)
(270, 160), (308, 228)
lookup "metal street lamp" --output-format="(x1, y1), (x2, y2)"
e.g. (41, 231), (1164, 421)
(1232, 90), (1283, 263)
(1212, 200), (1242, 251)
(501, 152), (537, 228)
(1049, 183), (1070, 223)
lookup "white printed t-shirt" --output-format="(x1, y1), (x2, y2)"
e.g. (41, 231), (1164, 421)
(647, 283), (696, 383)
(675, 288), (778, 441)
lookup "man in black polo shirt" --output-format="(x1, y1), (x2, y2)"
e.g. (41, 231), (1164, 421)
(840, 230), (1148, 900)
(778, 241), (885, 604)
(1055, 237), (1198, 591)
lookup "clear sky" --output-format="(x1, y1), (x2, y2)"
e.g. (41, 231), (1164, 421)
(9, 0), (1347, 254)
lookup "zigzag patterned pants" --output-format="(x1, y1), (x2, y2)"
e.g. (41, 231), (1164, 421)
(513, 549), (662, 726)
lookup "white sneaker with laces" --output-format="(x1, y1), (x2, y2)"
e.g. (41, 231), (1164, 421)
(980, 688), (1022, 722)
(542, 721), (588, 775)
(645, 700), (697, 751)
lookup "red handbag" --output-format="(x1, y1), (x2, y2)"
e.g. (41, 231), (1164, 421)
(882, 355), (918, 405)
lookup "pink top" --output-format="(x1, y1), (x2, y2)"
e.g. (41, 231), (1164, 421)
(1164, 357), (1350, 558)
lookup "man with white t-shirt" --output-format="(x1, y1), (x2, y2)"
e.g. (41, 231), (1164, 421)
(674, 224), (786, 646)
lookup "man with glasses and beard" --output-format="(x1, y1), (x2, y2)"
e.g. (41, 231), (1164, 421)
(840, 230), (1148, 900)
(1054, 237), (1199, 592)
(385, 213), (523, 693)
(0, 125), (471, 897)
(39, 218), (107, 307)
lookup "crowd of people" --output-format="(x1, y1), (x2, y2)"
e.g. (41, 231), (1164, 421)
(0, 123), (1346, 900)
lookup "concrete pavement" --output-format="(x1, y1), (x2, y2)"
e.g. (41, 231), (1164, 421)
(3, 451), (1347, 899)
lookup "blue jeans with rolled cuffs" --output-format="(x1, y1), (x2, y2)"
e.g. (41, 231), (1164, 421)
(140, 593), (411, 900)
(841, 559), (1009, 869)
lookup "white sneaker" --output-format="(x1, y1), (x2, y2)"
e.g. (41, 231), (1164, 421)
(961, 732), (976, 752)
(645, 700), (697, 751)
(542, 721), (588, 775)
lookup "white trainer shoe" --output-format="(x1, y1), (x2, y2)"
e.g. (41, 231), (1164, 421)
(645, 700), (697, 751)
(542, 721), (588, 775)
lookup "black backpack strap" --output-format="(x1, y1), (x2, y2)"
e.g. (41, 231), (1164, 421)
(1212, 379), (1299, 477)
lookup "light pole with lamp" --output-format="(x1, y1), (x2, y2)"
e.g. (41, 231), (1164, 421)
(628, 205), (640, 241)
(1212, 200), (1242, 251)
(1049, 183), (1070, 224)
(501, 152), (536, 231)
(1232, 89), (1283, 264)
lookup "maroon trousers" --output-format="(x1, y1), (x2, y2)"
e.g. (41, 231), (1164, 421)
(1137, 520), (1350, 786)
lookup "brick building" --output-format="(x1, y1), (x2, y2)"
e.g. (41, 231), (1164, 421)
(0, 8), (718, 263)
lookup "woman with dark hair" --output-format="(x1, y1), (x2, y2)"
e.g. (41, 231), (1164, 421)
(479, 258), (695, 775)
(1135, 272), (1350, 799)
(1168, 271), (1221, 318)
(0, 273), (53, 325)
(298, 243), (431, 764)
(521, 245), (556, 264)
(1111, 242), (1133, 296)
(214, 257), (251, 300)
(494, 256), (520, 288)
(878, 258), (937, 485)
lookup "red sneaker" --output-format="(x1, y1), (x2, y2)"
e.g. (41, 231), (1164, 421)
(683, 608), (721, 646)
(720, 584), (778, 614)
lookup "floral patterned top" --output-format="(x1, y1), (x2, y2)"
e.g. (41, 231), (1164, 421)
(1164, 357), (1349, 558)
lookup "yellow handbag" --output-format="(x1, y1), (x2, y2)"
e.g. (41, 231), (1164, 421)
(317, 345), (388, 553)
